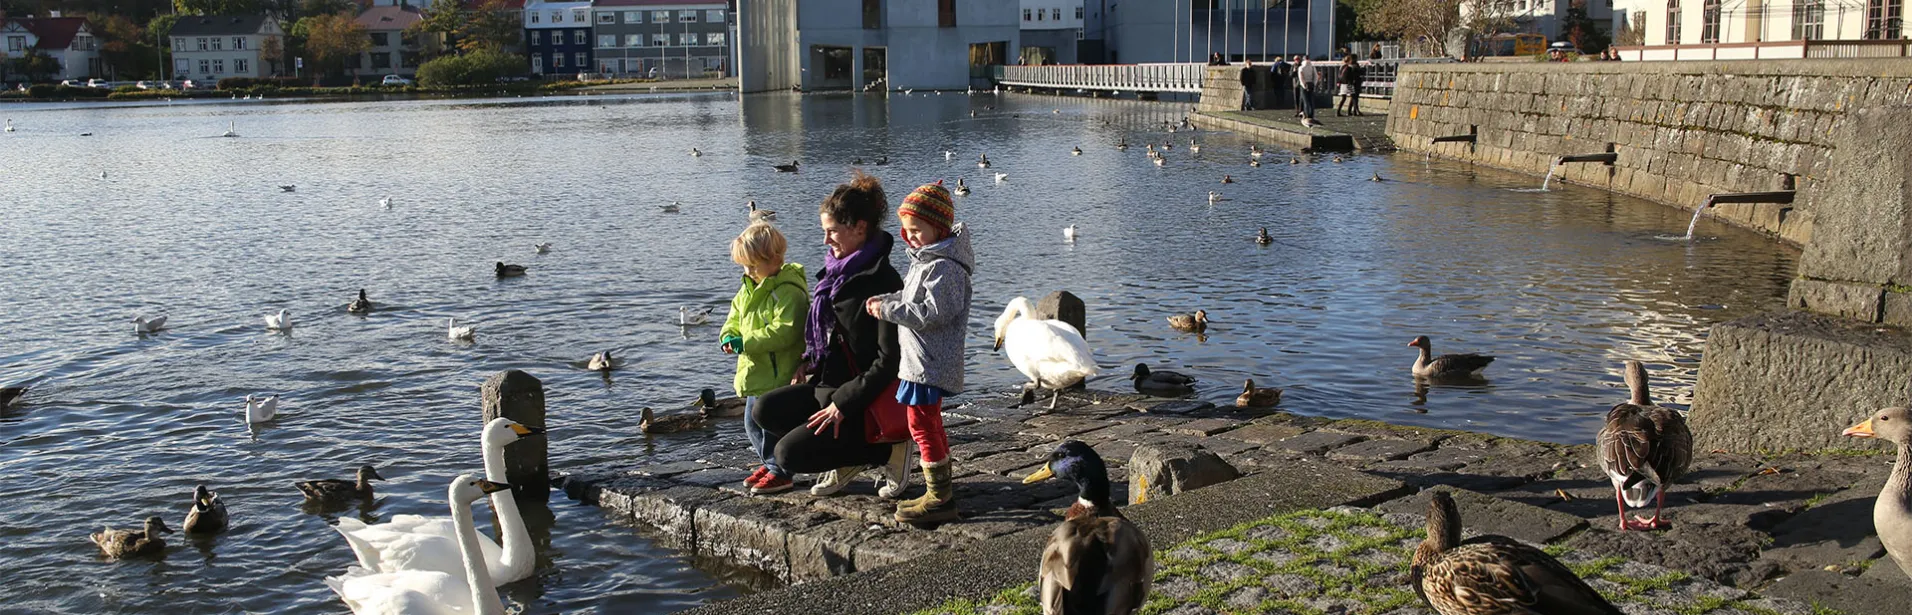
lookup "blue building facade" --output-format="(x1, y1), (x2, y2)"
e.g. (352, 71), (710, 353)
(524, 0), (595, 76)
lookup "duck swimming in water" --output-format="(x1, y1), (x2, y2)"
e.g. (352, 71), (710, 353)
(91, 516), (173, 559)
(297, 465), (384, 505)
(347, 289), (372, 314)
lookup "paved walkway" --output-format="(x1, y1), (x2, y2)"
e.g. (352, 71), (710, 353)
(576, 76), (737, 93)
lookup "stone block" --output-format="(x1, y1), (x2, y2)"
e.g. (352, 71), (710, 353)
(626, 486), (736, 551)
(1787, 279), (1884, 322)
(1763, 569), (1912, 615)
(1273, 431), (1367, 455)
(1214, 422), (1309, 445)
(1129, 442), (1242, 505)
(785, 518), (886, 581)
(694, 496), (835, 580)
(1691, 311), (1912, 453)
(1034, 290), (1086, 340)
(1797, 106), (1912, 287)
(1377, 487), (1587, 544)
(1327, 438), (1435, 462)
(1885, 292), (1912, 328)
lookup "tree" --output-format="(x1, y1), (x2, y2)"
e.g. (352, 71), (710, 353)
(1562, 0), (1610, 52)
(1356, 0), (1462, 56)
(259, 34), (284, 74)
(174, 0), (265, 15)
(458, 0), (521, 53)
(11, 51), (61, 81)
(297, 12), (367, 79)
(1614, 12), (1646, 47)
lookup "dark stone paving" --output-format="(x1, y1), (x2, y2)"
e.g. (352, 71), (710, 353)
(556, 388), (1905, 614)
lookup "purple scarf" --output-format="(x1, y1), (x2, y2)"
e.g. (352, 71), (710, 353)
(804, 230), (894, 366)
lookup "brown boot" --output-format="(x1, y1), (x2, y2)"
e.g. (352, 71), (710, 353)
(894, 460), (957, 525)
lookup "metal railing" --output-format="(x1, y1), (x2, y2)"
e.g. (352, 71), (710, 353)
(994, 63), (1206, 93)
(1614, 40), (1912, 60)
(1355, 58), (1458, 98)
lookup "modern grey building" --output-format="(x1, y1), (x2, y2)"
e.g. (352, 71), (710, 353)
(592, 0), (732, 77)
(1099, 0), (1337, 63)
(739, 0), (1020, 92)
(1018, 0), (1083, 65)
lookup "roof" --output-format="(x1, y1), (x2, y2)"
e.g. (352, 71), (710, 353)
(355, 6), (423, 30)
(170, 15), (275, 36)
(15, 17), (88, 49)
(591, 0), (725, 6)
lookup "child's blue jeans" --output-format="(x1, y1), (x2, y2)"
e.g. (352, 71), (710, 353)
(742, 396), (784, 476)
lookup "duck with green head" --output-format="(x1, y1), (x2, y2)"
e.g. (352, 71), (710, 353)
(1023, 440), (1154, 615)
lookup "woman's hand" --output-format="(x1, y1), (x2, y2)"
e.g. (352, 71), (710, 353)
(805, 403), (844, 438)
(790, 363), (807, 385)
(864, 296), (883, 318)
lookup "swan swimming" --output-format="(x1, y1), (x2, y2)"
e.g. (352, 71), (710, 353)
(993, 296), (1099, 409)
(221, 120), (237, 138)
(1063, 225), (1078, 242)
(333, 419), (545, 586)
(447, 317), (475, 341)
(245, 394), (279, 425)
(325, 474), (513, 615)
(264, 309), (292, 331)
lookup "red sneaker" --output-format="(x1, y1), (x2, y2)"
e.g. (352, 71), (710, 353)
(745, 466), (769, 487)
(750, 474), (793, 495)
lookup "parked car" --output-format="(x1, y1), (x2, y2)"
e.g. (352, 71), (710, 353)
(85, 78), (113, 89)
(135, 81), (177, 90)
(179, 79), (200, 90)
(381, 75), (414, 86)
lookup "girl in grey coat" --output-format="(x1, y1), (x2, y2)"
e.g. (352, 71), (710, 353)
(866, 180), (972, 525)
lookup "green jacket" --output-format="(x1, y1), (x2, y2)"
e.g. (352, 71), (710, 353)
(720, 263), (809, 397)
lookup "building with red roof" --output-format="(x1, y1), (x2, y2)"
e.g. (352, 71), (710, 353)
(350, 5), (435, 79)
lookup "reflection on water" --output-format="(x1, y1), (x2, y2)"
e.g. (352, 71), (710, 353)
(0, 90), (1793, 613)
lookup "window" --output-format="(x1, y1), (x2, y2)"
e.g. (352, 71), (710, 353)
(1793, 0), (1825, 39)
(1665, 0), (1681, 43)
(708, 32), (726, 45)
(573, 30), (586, 45)
(175, 58), (190, 74)
(1053, 8), (1062, 20)
(173, 37), (184, 51)
(708, 9), (724, 21)
(371, 32), (390, 46)
(401, 51), (418, 68)
(372, 52), (390, 69)
(554, 52), (565, 67)
(1023, 8), (1031, 21)
(402, 32), (418, 47)
(865, 0), (882, 28)
(678, 32), (696, 45)
(653, 10), (671, 22)
(574, 52), (587, 67)
(212, 59), (224, 73)
(551, 10), (563, 22)
(233, 36), (246, 49)
(938, 0), (956, 27)
(532, 30), (543, 45)
(679, 9), (698, 21)
(198, 59), (209, 73)
(573, 9), (587, 22)
(211, 37), (223, 51)
(528, 11), (539, 23)
(1869, 0), (1904, 38)
(1076, 6), (1084, 18)
(598, 12), (614, 24)
(197, 37), (208, 50)
(627, 34), (643, 47)
(7, 36), (23, 52)
(599, 59), (616, 73)
(624, 10), (642, 22)
(652, 33), (670, 46)
(598, 35), (615, 48)
(235, 58), (248, 73)
(532, 54), (543, 72)
(1700, 0), (1721, 42)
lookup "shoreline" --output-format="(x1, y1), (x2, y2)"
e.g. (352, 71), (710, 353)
(0, 77), (737, 105)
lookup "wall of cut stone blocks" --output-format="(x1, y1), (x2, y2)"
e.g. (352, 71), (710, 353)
(1384, 59), (1912, 246)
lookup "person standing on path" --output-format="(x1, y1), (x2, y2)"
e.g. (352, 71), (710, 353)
(721, 223), (810, 491)
(866, 181), (973, 525)
(1296, 55), (1319, 120)
(1269, 56), (1291, 109)
(1239, 60), (1258, 110)
(1335, 55), (1364, 117)
(747, 171), (910, 497)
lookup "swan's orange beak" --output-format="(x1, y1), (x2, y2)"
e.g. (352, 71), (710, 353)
(1843, 419), (1876, 438)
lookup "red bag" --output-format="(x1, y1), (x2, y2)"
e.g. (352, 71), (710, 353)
(836, 336), (910, 444)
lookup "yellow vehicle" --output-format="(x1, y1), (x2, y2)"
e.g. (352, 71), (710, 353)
(1481, 33), (1548, 57)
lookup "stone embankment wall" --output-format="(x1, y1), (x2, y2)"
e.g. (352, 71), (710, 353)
(1386, 59), (1912, 246)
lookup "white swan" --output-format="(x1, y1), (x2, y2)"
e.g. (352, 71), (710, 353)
(244, 394), (279, 425)
(325, 474), (511, 615)
(265, 309), (293, 330)
(992, 297), (1099, 409)
(1063, 225), (1078, 242)
(133, 315), (167, 334)
(333, 419), (544, 585)
(4, 119), (13, 132)
(447, 318), (475, 341)
(222, 120), (237, 138)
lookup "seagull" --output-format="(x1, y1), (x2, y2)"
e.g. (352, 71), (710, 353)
(944, 150), (955, 160)
(279, 185), (296, 193)
(221, 120), (237, 138)
(748, 201), (776, 221)
(691, 148), (703, 157)
(133, 315), (168, 335)
(533, 243), (552, 254)
(1208, 191), (1225, 203)
(244, 394), (279, 425)
(447, 317), (476, 341)
(264, 309), (292, 331)
(994, 173), (1009, 183)
(679, 306), (714, 326)
(1063, 225), (1078, 242)
(378, 196), (391, 209)
(659, 202), (681, 213)
(1071, 146), (1082, 156)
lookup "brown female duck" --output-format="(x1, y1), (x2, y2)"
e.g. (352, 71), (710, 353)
(296, 465), (383, 505)
(1166, 310), (1208, 334)
(1412, 491), (1621, 615)
(91, 516), (173, 559)
(1235, 379), (1282, 408)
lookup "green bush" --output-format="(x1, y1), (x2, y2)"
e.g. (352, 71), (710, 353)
(26, 85), (109, 99)
(27, 84), (55, 98)
(416, 49), (527, 87)
(217, 77), (255, 89)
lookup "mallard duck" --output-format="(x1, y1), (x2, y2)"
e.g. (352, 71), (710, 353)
(298, 465), (383, 505)
(244, 394), (279, 426)
(587, 351), (614, 372)
(1131, 364), (1195, 397)
(1189, 139), (1202, 153)
(1255, 228), (1273, 245)
(954, 179), (971, 196)
(1116, 141), (1129, 151)
(1333, 156), (1345, 163)
(748, 200), (776, 221)
(1071, 146), (1082, 156)
(1249, 145), (1264, 158)
(183, 485), (228, 534)
(772, 160), (800, 173)
(1249, 158), (1262, 168)
(1412, 491), (1622, 615)
(1166, 310), (1208, 333)
(347, 289), (372, 314)
(1597, 360), (1692, 531)
(1236, 379), (1282, 408)
(694, 388), (747, 418)
(977, 154), (991, 168)
(1023, 440), (1154, 615)
(1, 386), (25, 408)
(1152, 156), (1166, 167)
(640, 407), (706, 434)
(533, 242), (552, 254)
(447, 317), (476, 341)
(494, 262), (527, 278)
(994, 297), (1099, 410)
(691, 147), (703, 157)
(1408, 336), (1494, 379)
(133, 315), (167, 334)
(1289, 157), (1301, 165)
(264, 308), (292, 331)
(90, 516), (173, 559)
(1221, 175), (1234, 184)
(1845, 407), (1912, 580)
(1371, 172), (1384, 182)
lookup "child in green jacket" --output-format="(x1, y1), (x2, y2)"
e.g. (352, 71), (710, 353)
(720, 222), (809, 485)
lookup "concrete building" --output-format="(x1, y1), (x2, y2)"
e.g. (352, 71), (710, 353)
(1461, 0), (1615, 46)
(1019, 0), (1083, 64)
(350, 5), (430, 80)
(738, 0), (1019, 92)
(592, 0), (732, 77)
(1096, 0), (1337, 64)
(170, 15), (284, 82)
(1624, 0), (1905, 58)
(2, 16), (102, 80)
(524, 0), (594, 76)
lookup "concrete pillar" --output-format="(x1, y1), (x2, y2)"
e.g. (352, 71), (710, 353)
(482, 370), (549, 493)
(1036, 291), (1086, 339)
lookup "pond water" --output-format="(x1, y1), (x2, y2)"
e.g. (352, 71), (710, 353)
(0, 90), (1796, 613)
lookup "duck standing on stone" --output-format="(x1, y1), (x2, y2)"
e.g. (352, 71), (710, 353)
(1412, 491), (1622, 615)
(1596, 360), (1691, 531)
(1407, 335), (1494, 379)
(1844, 406), (1912, 579)
(91, 516), (174, 559)
(1023, 440), (1153, 615)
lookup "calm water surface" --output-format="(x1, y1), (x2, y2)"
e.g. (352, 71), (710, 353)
(0, 91), (1795, 613)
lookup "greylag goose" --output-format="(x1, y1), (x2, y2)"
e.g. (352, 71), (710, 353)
(297, 465), (383, 505)
(90, 516), (173, 559)
(1407, 336), (1494, 379)
(346, 289), (372, 314)
(1596, 360), (1692, 531)
(1131, 364), (1195, 397)
(183, 485), (229, 534)
(494, 262), (527, 278)
(1844, 406), (1912, 580)
(1236, 379), (1282, 408)
(1023, 441), (1154, 615)
(1412, 491), (1623, 615)
(1166, 310), (1209, 333)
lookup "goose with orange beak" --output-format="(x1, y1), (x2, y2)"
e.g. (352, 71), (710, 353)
(1844, 407), (1912, 581)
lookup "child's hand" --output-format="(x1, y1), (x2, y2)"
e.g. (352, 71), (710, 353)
(864, 297), (883, 318)
(720, 335), (743, 354)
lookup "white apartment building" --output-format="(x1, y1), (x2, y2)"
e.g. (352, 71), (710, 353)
(1019, 0), (1084, 64)
(170, 15), (284, 81)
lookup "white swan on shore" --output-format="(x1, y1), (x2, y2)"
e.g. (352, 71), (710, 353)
(325, 474), (512, 615)
(244, 394), (279, 425)
(993, 297), (1098, 409)
(333, 419), (544, 585)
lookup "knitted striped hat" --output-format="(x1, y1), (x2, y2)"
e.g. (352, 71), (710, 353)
(898, 180), (956, 234)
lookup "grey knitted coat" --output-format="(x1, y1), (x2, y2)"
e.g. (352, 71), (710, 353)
(875, 223), (974, 396)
